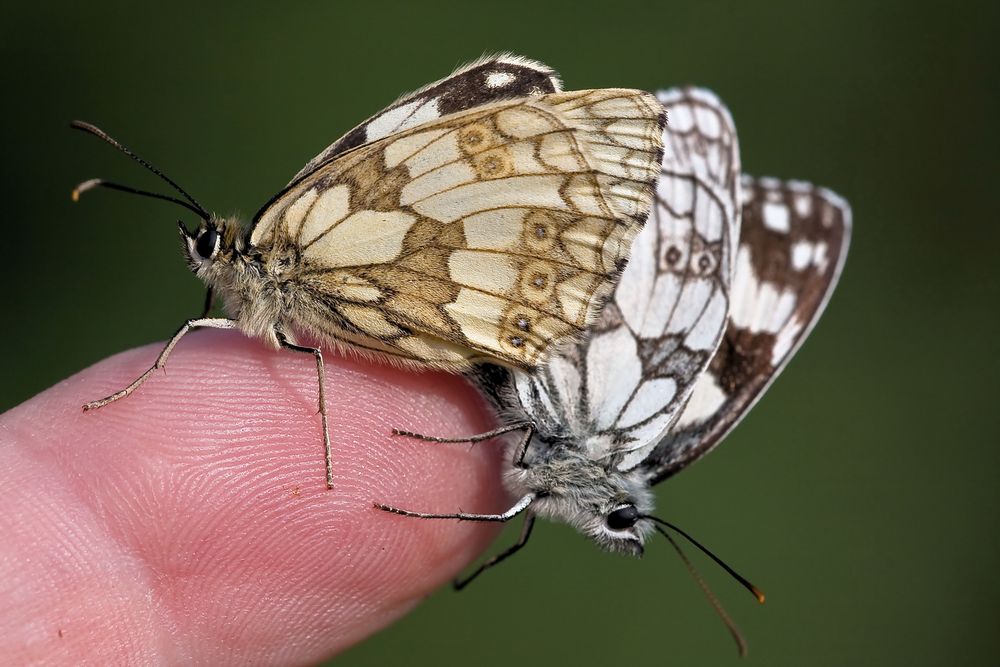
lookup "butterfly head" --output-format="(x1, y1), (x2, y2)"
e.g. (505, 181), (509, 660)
(179, 217), (244, 274)
(509, 453), (655, 556)
(68, 120), (250, 291)
(589, 498), (655, 556)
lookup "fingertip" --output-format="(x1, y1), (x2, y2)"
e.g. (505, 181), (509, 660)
(5, 331), (508, 661)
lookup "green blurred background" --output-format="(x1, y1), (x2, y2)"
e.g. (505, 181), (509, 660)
(2, 1), (997, 665)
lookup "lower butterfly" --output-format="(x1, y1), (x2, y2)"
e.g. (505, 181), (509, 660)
(378, 87), (852, 655)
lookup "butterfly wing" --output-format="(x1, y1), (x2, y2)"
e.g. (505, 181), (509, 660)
(289, 54), (562, 183)
(251, 90), (666, 371)
(642, 175), (852, 484)
(494, 87), (742, 471)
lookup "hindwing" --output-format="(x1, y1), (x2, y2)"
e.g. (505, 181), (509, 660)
(497, 87), (741, 470)
(252, 90), (666, 370)
(641, 175), (851, 483)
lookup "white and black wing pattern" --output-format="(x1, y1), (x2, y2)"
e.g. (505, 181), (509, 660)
(252, 54), (562, 235)
(642, 176), (852, 484)
(290, 54), (562, 181)
(485, 87), (742, 472)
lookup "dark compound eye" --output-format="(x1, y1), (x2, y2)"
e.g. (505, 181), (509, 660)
(196, 228), (218, 259)
(606, 505), (639, 531)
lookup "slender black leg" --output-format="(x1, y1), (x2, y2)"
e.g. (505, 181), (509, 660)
(276, 332), (333, 489)
(198, 287), (215, 319)
(83, 317), (236, 411)
(454, 514), (536, 590)
(393, 421), (535, 469)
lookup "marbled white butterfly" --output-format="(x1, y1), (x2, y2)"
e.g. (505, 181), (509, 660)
(379, 86), (851, 654)
(72, 55), (666, 489)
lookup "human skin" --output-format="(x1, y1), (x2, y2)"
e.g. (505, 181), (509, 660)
(0, 330), (507, 665)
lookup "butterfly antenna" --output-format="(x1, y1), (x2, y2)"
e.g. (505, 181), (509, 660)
(70, 120), (211, 221)
(647, 515), (765, 604)
(654, 524), (749, 657)
(72, 178), (209, 220)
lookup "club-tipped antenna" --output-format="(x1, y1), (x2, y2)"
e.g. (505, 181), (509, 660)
(72, 178), (209, 220)
(654, 524), (749, 657)
(646, 515), (765, 604)
(70, 120), (210, 221)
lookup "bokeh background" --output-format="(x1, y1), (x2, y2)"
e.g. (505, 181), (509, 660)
(2, 1), (997, 665)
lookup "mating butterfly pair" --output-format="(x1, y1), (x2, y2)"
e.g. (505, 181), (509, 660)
(75, 55), (849, 654)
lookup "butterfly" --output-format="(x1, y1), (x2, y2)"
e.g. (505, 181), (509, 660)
(72, 55), (666, 488)
(378, 86), (851, 654)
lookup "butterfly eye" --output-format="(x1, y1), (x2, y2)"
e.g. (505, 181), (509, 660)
(606, 505), (639, 531)
(196, 228), (218, 259)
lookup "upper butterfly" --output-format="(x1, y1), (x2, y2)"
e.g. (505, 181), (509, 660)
(72, 55), (666, 489)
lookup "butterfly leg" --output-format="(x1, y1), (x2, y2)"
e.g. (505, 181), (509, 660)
(454, 513), (536, 590)
(276, 332), (333, 490)
(393, 421), (535, 469)
(374, 492), (536, 522)
(83, 317), (236, 411)
(198, 287), (215, 318)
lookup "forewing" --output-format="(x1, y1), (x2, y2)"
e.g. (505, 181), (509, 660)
(252, 90), (666, 371)
(505, 87), (742, 470)
(289, 54), (562, 183)
(642, 176), (852, 484)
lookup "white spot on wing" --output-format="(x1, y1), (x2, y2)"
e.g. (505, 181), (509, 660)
(283, 187), (319, 239)
(666, 278), (713, 334)
(772, 316), (804, 363)
(814, 242), (829, 271)
(675, 371), (728, 428)
(792, 240), (830, 272)
(762, 202), (790, 233)
(618, 378), (678, 428)
(367, 98), (440, 142)
(637, 273), (682, 337)
(444, 289), (505, 350)
(485, 71), (516, 88)
(657, 175), (694, 215)
(586, 327), (641, 430)
(384, 128), (449, 168)
(413, 175), (565, 223)
(463, 209), (525, 250)
(792, 241), (813, 271)
(304, 210), (416, 267)
(767, 289), (797, 333)
(684, 287), (728, 350)
(730, 244), (804, 338)
(300, 185), (350, 246)
(694, 105), (721, 139)
(404, 131), (461, 178)
(545, 355), (583, 427)
(794, 193), (812, 217)
(401, 161), (477, 205)
(616, 412), (674, 471)
(694, 188), (725, 241)
(448, 250), (517, 294)
(615, 221), (658, 331)
(730, 246), (758, 329)
(670, 102), (694, 132)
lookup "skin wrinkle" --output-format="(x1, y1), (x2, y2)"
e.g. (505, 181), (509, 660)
(0, 331), (505, 664)
(1, 428), (163, 662)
